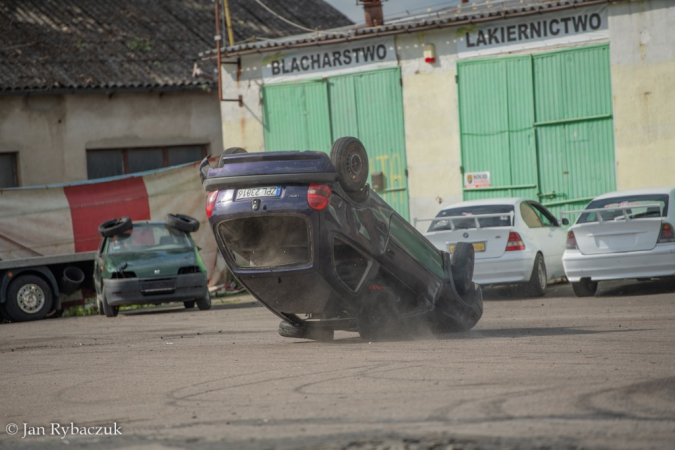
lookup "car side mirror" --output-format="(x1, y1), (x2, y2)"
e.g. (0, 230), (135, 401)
(561, 218), (570, 226)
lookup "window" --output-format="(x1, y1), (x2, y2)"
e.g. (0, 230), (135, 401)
(87, 145), (207, 179)
(529, 202), (558, 227)
(578, 194), (669, 224)
(0, 153), (19, 188)
(429, 205), (514, 232)
(333, 237), (371, 292)
(520, 203), (543, 228)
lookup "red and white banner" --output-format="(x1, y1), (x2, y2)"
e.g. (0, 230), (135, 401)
(0, 162), (227, 284)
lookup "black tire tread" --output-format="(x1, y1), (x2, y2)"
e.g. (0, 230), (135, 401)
(166, 213), (200, 233)
(4, 275), (53, 322)
(451, 242), (475, 295)
(330, 137), (369, 193)
(98, 217), (132, 238)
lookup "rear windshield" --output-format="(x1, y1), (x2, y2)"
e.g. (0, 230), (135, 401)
(428, 205), (514, 232)
(216, 216), (310, 268)
(578, 194), (669, 224)
(107, 224), (191, 254)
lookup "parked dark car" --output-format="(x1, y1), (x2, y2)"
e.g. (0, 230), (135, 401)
(200, 137), (482, 340)
(94, 215), (210, 317)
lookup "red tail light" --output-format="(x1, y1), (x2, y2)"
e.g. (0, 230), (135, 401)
(307, 184), (331, 210)
(205, 191), (218, 218)
(658, 222), (675, 243)
(506, 232), (525, 251)
(566, 230), (578, 250)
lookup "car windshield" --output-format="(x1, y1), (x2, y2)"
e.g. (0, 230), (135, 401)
(428, 205), (515, 232)
(577, 194), (669, 224)
(106, 224), (192, 254)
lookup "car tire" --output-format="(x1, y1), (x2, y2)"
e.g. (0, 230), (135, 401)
(451, 243), (475, 295)
(435, 282), (483, 333)
(166, 213), (200, 233)
(98, 217), (132, 238)
(217, 147), (247, 168)
(330, 137), (369, 193)
(525, 253), (547, 297)
(196, 292), (211, 310)
(572, 278), (598, 297)
(4, 275), (53, 322)
(101, 293), (119, 318)
(184, 301), (196, 309)
(278, 320), (334, 341)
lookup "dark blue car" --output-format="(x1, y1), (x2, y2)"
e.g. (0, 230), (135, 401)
(200, 137), (482, 341)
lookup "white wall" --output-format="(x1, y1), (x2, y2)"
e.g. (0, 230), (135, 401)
(0, 90), (223, 186)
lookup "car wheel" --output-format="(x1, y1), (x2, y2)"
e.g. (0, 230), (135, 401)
(435, 282), (483, 333)
(572, 278), (598, 297)
(451, 242), (475, 295)
(330, 137), (369, 193)
(196, 292), (211, 310)
(4, 275), (53, 322)
(184, 301), (196, 309)
(101, 293), (119, 318)
(525, 253), (547, 297)
(98, 217), (132, 238)
(166, 213), (200, 233)
(278, 320), (334, 341)
(217, 147), (247, 168)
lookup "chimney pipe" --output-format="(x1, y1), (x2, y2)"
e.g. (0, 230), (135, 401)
(362, 1), (384, 27)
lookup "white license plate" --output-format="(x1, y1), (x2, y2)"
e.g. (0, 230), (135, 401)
(236, 186), (281, 200)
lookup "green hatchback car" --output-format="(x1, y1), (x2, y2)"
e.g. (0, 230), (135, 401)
(94, 215), (210, 317)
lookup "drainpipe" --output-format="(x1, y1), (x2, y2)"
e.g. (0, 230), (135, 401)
(214, 0), (223, 103)
(362, 1), (384, 27)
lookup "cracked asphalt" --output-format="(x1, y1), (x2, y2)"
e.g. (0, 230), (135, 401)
(1, 280), (674, 450)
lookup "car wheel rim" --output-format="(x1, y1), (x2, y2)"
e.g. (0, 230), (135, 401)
(538, 260), (546, 289)
(17, 284), (45, 314)
(347, 151), (363, 180)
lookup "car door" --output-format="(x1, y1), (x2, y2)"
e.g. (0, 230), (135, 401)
(520, 201), (566, 277)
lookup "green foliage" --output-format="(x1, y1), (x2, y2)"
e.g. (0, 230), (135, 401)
(126, 39), (152, 52)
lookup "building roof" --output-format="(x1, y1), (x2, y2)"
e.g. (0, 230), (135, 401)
(205, 0), (610, 58)
(0, 0), (352, 94)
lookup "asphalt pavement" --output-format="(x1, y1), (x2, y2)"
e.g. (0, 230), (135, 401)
(1, 280), (674, 450)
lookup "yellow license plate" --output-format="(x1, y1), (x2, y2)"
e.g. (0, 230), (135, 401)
(449, 242), (485, 253)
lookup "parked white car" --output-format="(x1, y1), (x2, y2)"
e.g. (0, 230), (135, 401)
(562, 187), (675, 297)
(424, 198), (567, 296)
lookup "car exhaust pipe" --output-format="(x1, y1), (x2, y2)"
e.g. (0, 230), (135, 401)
(60, 266), (85, 295)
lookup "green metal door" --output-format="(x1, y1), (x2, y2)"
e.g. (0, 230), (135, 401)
(262, 81), (332, 152)
(457, 45), (615, 218)
(262, 68), (409, 219)
(457, 56), (538, 201)
(533, 45), (615, 218)
(328, 68), (409, 219)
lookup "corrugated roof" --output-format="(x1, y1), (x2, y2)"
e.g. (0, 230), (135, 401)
(0, 0), (352, 94)
(204, 0), (610, 58)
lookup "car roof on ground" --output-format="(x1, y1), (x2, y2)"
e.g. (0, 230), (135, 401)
(591, 186), (675, 200)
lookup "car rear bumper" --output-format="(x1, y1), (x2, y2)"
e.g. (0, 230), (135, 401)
(563, 244), (675, 282)
(104, 273), (207, 306)
(473, 251), (535, 285)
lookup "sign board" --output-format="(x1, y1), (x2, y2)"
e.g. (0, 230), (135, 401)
(262, 37), (397, 84)
(464, 172), (490, 189)
(457, 5), (608, 58)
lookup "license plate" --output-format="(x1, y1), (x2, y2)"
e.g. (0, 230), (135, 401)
(236, 186), (281, 200)
(449, 242), (486, 253)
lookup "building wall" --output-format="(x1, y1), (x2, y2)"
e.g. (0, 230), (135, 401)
(609, 0), (675, 190)
(397, 30), (463, 227)
(0, 90), (223, 186)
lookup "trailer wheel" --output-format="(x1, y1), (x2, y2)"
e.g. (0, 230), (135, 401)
(217, 147), (247, 168)
(98, 217), (132, 238)
(101, 293), (119, 318)
(330, 137), (369, 193)
(451, 242), (475, 295)
(4, 274), (53, 322)
(166, 213), (200, 233)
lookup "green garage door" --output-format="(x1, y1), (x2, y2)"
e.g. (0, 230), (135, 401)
(458, 45), (615, 218)
(262, 68), (409, 219)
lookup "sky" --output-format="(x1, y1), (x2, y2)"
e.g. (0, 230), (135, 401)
(323, 0), (463, 23)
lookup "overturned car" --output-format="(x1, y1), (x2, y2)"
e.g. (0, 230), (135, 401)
(200, 137), (482, 340)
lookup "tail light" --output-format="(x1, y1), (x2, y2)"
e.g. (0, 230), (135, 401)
(566, 230), (578, 250)
(307, 184), (331, 210)
(205, 191), (218, 218)
(506, 232), (525, 251)
(658, 223), (675, 243)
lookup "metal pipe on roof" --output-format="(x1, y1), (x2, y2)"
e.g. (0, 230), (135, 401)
(204, 0), (609, 59)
